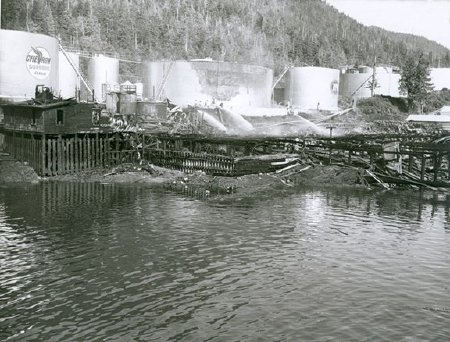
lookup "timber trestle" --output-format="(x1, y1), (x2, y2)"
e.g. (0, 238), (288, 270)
(2, 129), (450, 186)
(1, 131), (137, 176)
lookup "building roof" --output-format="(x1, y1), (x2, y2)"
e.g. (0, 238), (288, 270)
(406, 114), (450, 123)
(1, 99), (78, 110)
(440, 106), (450, 115)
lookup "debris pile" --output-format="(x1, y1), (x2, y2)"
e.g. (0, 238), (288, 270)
(0, 153), (40, 183)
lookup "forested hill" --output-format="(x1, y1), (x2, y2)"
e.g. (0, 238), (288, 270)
(2, 0), (450, 73)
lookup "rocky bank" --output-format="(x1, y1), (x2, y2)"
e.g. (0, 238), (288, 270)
(0, 153), (366, 201)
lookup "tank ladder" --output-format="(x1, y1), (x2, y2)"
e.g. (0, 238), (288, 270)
(272, 65), (292, 91)
(155, 61), (175, 100)
(58, 43), (94, 99)
(350, 73), (373, 99)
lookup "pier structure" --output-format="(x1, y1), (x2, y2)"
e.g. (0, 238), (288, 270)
(2, 121), (450, 187)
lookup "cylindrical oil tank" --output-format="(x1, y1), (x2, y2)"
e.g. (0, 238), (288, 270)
(142, 60), (273, 107)
(87, 55), (119, 103)
(136, 101), (167, 120)
(373, 72), (401, 97)
(358, 66), (372, 73)
(430, 68), (450, 90)
(285, 67), (340, 111)
(340, 66), (402, 99)
(375, 66), (393, 74)
(0, 29), (59, 102)
(134, 82), (143, 100)
(105, 92), (119, 114)
(58, 51), (80, 99)
(339, 71), (372, 100)
(118, 93), (137, 115)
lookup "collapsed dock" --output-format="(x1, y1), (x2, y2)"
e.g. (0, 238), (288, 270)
(1, 86), (450, 189)
(1, 122), (450, 189)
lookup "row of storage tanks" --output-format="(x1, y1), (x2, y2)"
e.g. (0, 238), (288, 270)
(2, 29), (450, 112)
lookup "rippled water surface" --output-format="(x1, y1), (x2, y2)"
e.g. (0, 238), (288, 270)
(1, 182), (450, 341)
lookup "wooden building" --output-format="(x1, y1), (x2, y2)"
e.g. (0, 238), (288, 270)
(1, 99), (108, 134)
(0, 86), (122, 176)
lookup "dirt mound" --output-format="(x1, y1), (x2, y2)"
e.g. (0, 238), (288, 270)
(0, 160), (40, 183)
(51, 163), (185, 184)
(287, 165), (365, 186)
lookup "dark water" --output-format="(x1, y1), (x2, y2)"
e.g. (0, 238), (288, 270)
(1, 182), (450, 341)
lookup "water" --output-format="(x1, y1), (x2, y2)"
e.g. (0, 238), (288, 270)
(1, 182), (450, 341)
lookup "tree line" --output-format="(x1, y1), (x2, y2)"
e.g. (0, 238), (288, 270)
(2, 0), (450, 75)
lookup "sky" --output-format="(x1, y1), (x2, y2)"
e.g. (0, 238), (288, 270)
(325, 0), (450, 50)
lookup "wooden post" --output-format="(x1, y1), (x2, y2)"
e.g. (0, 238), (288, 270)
(74, 134), (79, 173)
(18, 131), (22, 161)
(103, 133), (107, 167)
(408, 153), (413, 172)
(57, 135), (63, 174)
(105, 133), (109, 167)
(329, 144), (332, 164)
(99, 135), (104, 168)
(433, 153), (439, 183)
(41, 134), (46, 176)
(95, 133), (100, 168)
(67, 138), (72, 173)
(84, 136), (88, 170)
(448, 152), (450, 181)
(47, 138), (52, 175)
(80, 136), (84, 171)
(141, 134), (145, 162)
(420, 154), (426, 181)
(71, 137), (75, 173)
(31, 134), (35, 170)
(51, 138), (57, 176)
(34, 135), (38, 169)
(115, 134), (120, 165)
(87, 135), (91, 170)
(63, 137), (68, 174)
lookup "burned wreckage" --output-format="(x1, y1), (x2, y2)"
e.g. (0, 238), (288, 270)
(1, 84), (450, 191)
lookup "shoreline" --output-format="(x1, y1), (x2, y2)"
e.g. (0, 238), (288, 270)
(3, 158), (450, 204)
(0, 157), (369, 200)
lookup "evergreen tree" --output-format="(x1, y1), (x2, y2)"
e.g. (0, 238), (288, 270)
(399, 54), (434, 113)
(1, 0), (450, 70)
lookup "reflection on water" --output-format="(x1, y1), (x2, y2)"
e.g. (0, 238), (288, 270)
(0, 183), (450, 341)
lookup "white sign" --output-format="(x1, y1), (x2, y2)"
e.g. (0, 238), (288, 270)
(26, 47), (52, 80)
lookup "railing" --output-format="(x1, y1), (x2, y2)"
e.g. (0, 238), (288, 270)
(145, 149), (235, 175)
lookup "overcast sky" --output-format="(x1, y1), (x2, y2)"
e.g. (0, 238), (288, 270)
(325, 0), (450, 50)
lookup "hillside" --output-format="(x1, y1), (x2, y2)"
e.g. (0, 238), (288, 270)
(2, 0), (450, 74)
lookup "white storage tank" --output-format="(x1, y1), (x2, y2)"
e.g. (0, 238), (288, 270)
(134, 82), (143, 100)
(375, 66), (393, 74)
(339, 66), (402, 99)
(142, 60), (273, 108)
(358, 66), (372, 73)
(87, 55), (119, 103)
(58, 51), (80, 99)
(0, 29), (59, 102)
(339, 71), (372, 100)
(373, 72), (401, 97)
(142, 61), (172, 101)
(430, 68), (450, 91)
(285, 67), (340, 111)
